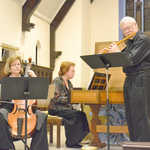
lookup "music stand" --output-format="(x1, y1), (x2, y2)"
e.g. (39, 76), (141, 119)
(81, 52), (131, 150)
(1, 77), (49, 150)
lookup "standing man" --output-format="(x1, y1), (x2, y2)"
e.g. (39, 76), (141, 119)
(109, 16), (150, 141)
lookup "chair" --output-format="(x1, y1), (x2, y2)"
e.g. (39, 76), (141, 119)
(37, 84), (63, 148)
(47, 115), (62, 148)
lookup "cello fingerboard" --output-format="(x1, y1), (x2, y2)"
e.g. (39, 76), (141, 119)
(17, 118), (23, 138)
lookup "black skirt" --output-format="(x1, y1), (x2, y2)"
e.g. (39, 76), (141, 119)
(49, 108), (89, 146)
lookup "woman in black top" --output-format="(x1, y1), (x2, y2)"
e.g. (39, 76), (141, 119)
(0, 55), (49, 150)
(48, 61), (89, 148)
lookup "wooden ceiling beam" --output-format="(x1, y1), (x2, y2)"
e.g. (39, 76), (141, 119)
(50, 0), (76, 71)
(51, 0), (75, 30)
(90, 0), (94, 4)
(22, 0), (41, 31)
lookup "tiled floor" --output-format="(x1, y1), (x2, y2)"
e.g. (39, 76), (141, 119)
(14, 126), (122, 150)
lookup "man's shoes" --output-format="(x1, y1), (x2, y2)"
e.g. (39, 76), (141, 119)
(66, 144), (82, 148)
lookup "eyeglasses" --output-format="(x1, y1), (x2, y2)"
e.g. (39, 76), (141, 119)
(10, 63), (21, 67)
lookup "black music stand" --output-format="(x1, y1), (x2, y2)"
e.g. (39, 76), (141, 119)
(81, 52), (132, 150)
(1, 77), (49, 150)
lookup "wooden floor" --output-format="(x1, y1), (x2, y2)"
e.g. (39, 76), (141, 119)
(14, 126), (122, 150)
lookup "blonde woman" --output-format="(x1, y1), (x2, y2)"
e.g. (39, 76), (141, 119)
(0, 55), (49, 150)
(48, 61), (89, 148)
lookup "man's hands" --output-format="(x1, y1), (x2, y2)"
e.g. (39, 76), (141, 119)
(97, 43), (121, 54)
(109, 43), (121, 53)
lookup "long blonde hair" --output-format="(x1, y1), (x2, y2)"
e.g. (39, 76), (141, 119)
(3, 55), (24, 76)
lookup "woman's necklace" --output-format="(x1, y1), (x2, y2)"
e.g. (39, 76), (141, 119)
(62, 76), (69, 90)
(9, 74), (21, 77)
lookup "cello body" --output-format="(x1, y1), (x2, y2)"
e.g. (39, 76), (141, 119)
(8, 100), (37, 138)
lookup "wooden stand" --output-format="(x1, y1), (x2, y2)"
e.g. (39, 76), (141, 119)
(47, 115), (62, 148)
(71, 90), (128, 148)
(90, 104), (106, 148)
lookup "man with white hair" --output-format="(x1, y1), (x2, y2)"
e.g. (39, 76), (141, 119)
(109, 16), (150, 142)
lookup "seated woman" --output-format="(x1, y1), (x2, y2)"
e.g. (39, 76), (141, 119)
(48, 61), (89, 148)
(0, 55), (49, 150)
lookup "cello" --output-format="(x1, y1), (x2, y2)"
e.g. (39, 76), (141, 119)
(8, 58), (37, 138)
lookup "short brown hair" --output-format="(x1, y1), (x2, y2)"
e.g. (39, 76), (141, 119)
(58, 61), (75, 76)
(3, 55), (23, 76)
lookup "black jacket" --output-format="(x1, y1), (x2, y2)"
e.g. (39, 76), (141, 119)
(49, 76), (73, 111)
(122, 31), (150, 74)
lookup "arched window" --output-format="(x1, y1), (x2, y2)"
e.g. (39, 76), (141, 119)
(144, 0), (150, 31)
(35, 41), (41, 65)
(126, 0), (150, 32)
(126, 0), (134, 17)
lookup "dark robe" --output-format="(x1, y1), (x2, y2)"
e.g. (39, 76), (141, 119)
(0, 77), (49, 150)
(122, 31), (150, 141)
(48, 77), (89, 146)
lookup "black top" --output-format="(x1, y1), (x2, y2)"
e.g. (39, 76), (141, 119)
(50, 76), (73, 111)
(122, 31), (150, 75)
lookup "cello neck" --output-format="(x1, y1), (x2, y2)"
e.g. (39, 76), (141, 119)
(24, 57), (32, 77)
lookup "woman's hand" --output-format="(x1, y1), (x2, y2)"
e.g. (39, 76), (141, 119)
(28, 70), (37, 77)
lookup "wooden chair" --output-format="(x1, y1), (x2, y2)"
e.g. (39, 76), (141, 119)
(47, 115), (62, 148)
(37, 84), (63, 148)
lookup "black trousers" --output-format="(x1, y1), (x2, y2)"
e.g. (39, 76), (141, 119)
(124, 72), (150, 141)
(49, 109), (89, 146)
(0, 113), (49, 150)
